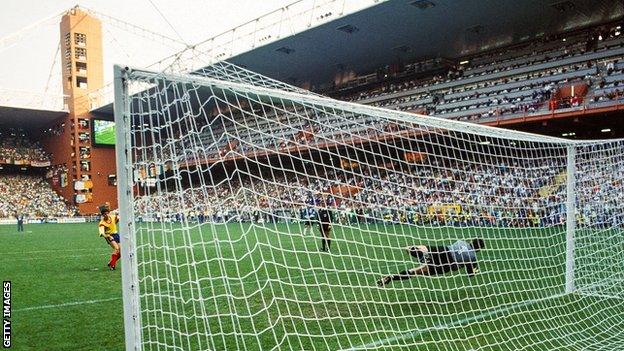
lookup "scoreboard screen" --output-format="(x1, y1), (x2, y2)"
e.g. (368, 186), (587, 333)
(93, 119), (116, 146)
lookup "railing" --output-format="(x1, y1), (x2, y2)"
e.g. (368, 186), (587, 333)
(0, 88), (68, 111)
(87, 0), (386, 111)
(461, 94), (624, 125)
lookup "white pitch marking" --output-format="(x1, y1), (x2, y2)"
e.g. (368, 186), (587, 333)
(2, 248), (102, 255)
(1, 254), (100, 262)
(15, 297), (121, 312)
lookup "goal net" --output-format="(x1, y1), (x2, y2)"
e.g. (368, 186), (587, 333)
(113, 64), (624, 351)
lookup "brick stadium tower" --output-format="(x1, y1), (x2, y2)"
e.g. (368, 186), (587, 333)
(41, 7), (117, 214)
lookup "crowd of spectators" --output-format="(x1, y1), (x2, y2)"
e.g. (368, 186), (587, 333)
(130, 25), (624, 230)
(160, 58), (622, 170)
(576, 144), (624, 227)
(0, 174), (76, 218)
(0, 129), (50, 164)
(134, 144), (624, 229)
(146, 24), (624, 169)
(334, 25), (624, 123)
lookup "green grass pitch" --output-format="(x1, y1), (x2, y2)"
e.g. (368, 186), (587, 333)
(1, 222), (621, 350)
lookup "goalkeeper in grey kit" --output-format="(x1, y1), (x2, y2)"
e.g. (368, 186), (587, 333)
(377, 238), (484, 286)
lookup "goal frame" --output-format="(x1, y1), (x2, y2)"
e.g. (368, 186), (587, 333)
(565, 145), (576, 294)
(114, 65), (143, 351)
(112, 64), (605, 351)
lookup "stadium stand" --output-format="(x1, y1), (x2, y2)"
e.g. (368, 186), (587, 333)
(0, 128), (76, 218)
(0, 174), (76, 218)
(160, 24), (624, 165)
(134, 148), (624, 229)
(0, 128), (50, 165)
(5, 23), (621, 222)
(336, 24), (624, 122)
(2, 26), (620, 223)
(134, 48), (624, 229)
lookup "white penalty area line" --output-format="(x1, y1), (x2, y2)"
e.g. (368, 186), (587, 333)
(15, 297), (121, 312)
(342, 293), (566, 350)
(2, 248), (102, 255)
(0, 253), (99, 262)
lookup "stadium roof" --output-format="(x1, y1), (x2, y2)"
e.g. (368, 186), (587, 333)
(91, 0), (623, 117)
(0, 88), (68, 129)
(227, 0), (624, 86)
(0, 106), (66, 130)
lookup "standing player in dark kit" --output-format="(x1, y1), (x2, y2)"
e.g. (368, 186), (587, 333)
(317, 196), (333, 252)
(377, 238), (485, 286)
(15, 213), (24, 232)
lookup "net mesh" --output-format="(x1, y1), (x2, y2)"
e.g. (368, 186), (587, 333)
(115, 65), (624, 351)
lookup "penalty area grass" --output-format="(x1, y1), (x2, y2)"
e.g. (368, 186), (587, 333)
(0, 222), (620, 350)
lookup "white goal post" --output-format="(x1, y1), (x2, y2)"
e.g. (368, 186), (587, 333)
(114, 64), (624, 351)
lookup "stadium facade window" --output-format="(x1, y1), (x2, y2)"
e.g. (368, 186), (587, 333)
(79, 146), (90, 159)
(64, 33), (70, 48)
(78, 119), (89, 129)
(108, 174), (117, 186)
(75, 47), (86, 60)
(74, 33), (86, 46)
(76, 62), (87, 75)
(76, 76), (88, 89)
(78, 132), (90, 142)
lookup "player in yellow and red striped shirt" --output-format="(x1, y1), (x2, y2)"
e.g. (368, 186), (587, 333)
(98, 204), (121, 270)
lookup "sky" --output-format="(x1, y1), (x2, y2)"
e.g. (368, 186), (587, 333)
(0, 0), (297, 94)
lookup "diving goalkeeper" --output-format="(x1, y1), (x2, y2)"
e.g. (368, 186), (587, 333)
(377, 238), (484, 286)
